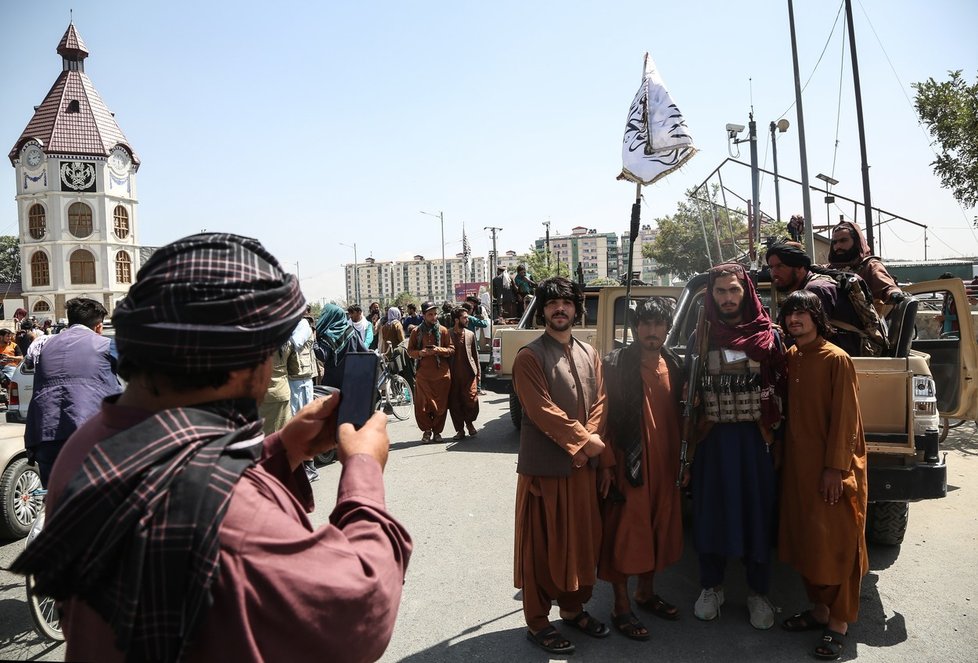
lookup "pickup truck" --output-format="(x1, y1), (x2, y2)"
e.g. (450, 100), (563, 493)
(493, 276), (977, 549)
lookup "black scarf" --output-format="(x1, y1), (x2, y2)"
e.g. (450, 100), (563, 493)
(11, 398), (264, 662)
(603, 343), (684, 487)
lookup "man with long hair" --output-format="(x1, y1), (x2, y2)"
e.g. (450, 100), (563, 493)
(513, 277), (611, 655)
(827, 221), (904, 308)
(777, 289), (867, 661)
(689, 263), (786, 630)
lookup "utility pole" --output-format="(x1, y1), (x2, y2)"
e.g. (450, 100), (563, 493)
(788, 0), (815, 256)
(845, 0), (875, 254)
(748, 113), (760, 260)
(485, 226), (502, 319)
(542, 220), (551, 271)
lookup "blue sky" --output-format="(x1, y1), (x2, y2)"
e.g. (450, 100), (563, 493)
(2, 0), (975, 302)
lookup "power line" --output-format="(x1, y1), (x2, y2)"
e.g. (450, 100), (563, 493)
(776, 0), (846, 121)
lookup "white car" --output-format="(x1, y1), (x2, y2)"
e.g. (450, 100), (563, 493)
(0, 431), (41, 538)
(5, 360), (33, 424)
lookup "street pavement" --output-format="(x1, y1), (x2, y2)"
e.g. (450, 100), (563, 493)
(0, 393), (977, 662)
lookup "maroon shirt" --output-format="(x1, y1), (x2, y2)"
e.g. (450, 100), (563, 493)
(47, 402), (412, 663)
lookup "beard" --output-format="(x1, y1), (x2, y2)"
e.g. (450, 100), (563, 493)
(546, 314), (572, 331)
(829, 245), (860, 264)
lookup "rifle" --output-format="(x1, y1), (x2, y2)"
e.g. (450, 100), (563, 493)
(677, 304), (710, 487)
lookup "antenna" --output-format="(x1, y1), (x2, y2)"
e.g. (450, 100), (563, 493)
(749, 77), (754, 115)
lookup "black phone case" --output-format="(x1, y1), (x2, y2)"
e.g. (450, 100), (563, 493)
(337, 352), (380, 429)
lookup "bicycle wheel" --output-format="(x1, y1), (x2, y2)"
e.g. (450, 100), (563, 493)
(385, 375), (413, 421)
(25, 573), (63, 642)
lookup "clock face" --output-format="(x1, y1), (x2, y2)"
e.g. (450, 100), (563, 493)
(109, 148), (131, 174)
(23, 145), (43, 170)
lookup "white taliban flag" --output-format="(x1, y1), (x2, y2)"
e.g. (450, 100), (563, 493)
(618, 52), (697, 185)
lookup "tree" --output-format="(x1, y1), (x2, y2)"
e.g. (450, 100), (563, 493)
(515, 248), (569, 281)
(391, 291), (422, 309)
(646, 188), (751, 278)
(586, 277), (619, 286)
(913, 70), (978, 208)
(0, 236), (20, 282)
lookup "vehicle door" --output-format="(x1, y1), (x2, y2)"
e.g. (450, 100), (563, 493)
(905, 279), (978, 421)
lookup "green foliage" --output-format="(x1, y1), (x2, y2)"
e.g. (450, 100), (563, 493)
(391, 291), (422, 309)
(913, 70), (978, 208)
(646, 187), (749, 278)
(586, 277), (619, 286)
(516, 248), (569, 280)
(0, 236), (20, 282)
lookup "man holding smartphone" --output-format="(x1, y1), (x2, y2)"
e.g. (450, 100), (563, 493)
(407, 301), (455, 442)
(13, 233), (412, 662)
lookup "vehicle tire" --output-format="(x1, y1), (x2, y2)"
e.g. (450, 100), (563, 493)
(866, 502), (909, 546)
(386, 375), (413, 421)
(314, 449), (337, 466)
(0, 457), (42, 539)
(509, 387), (522, 430)
(26, 573), (63, 642)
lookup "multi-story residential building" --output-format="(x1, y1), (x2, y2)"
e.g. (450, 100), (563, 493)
(534, 226), (619, 283)
(344, 255), (487, 305)
(618, 224), (677, 286)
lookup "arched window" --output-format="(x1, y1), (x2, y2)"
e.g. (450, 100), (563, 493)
(115, 251), (132, 284)
(113, 205), (130, 239)
(33, 300), (51, 313)
(28, 204), (46, 239)
(69, 249), (96, 284)
(30, 252), (50, 287)
(67, 202), (93, 238)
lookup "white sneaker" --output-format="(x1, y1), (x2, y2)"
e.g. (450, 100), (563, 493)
(747, 594), (775, 630)
(694, 587), (724, 621)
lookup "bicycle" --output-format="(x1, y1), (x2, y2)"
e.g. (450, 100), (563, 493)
(24, 489), (64, 642)
(376, 351), (413, 422)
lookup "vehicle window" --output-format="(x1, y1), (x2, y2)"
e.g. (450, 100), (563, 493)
(909, 287), (969, 413)
(611, 295), (678, 350)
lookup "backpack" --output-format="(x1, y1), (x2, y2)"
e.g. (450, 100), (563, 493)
(808, 266), (888, 356)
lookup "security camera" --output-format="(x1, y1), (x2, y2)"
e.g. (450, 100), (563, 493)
(725, 123), (745, 135)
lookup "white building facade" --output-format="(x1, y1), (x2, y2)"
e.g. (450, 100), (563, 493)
(344, 255), (488, 305)
(8, 23), (140, 319)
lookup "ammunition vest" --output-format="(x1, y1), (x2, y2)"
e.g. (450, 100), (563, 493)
(700, 349), (762, 423)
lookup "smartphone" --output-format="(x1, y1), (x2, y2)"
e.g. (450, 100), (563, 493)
(336, 352), (380, 429)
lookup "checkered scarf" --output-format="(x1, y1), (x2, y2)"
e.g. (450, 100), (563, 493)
(10, 398), (264, 662)
(112, 233), (306, 374)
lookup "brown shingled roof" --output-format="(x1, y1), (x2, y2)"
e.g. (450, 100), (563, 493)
(8, 24), (138, 167)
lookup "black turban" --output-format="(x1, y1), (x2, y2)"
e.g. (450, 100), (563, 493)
(112, 233), (306, 373)
(766, 241), (812, 268)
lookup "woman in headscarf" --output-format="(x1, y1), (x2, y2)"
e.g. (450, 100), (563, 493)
(316, 304), (368, 389)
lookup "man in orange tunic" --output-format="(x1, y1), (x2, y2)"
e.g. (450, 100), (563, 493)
(778, 290), (868, 661)
(513, 277), (611, 656)
(407, 301), (454, 443)
(598, 297), (685, 640)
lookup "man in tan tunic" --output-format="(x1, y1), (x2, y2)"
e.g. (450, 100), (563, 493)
(407, 301), (454, 442)
(513, 277), (611, 656)
(599, 297), (685, 640)
(778, 289), (868, 661)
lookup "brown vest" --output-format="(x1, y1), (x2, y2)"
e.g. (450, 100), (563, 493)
(516, 333), (598, 477)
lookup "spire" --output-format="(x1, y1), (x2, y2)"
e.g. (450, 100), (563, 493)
(57, 23), (89, 72)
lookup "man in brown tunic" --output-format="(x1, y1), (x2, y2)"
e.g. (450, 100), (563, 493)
(513, 277), (611, 656)
(448, 307), (480, 439)
(827, 220), (905, 309)
(407, 300), (454, 442)
(778, 289), (868, 661)
(599, 297), (685, 640)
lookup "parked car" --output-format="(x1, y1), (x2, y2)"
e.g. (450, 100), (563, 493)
(0, 431), (41, 538)
(4, 360), (33, 424)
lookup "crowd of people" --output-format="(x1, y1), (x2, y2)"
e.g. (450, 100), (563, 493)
(3, 221), (959, 662)
(513, 273), (867, 661)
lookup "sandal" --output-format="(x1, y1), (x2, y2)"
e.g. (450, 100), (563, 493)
(782, 609), (828, 632)
(452, 431), (465, 440)
(525, 626), (575, 655)
(612, 611), (650, 641)
(635, 594), (680, 621)
(421, 430), (432, 443)
(561, 610), (611, 639)
(814, 628), (846, 660)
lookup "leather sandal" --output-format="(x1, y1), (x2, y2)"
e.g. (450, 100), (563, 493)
(525, 626), (574, 655)
(561, 610), (610, 639)
(612, 611), (650, 641)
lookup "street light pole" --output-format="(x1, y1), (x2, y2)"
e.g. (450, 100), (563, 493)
(420, 210), (449, 300)
(770, 119), (789, 225)
(340, 242), (359, 304)
(542, 220), (551, 271)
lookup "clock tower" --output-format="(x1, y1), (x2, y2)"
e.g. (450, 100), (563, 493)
(8, 22), (140, 320)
